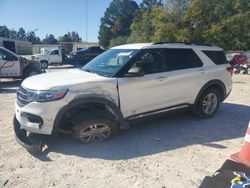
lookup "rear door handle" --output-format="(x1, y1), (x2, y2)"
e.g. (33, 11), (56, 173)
(199, 68), (205, 73)
(156, 76), (167, 81)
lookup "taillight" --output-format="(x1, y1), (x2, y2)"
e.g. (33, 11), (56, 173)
(227, 67), (234, 76)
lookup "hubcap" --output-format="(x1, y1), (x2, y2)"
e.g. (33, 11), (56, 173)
(41, 63), (47, 68)
(202, 93), (218, 115)
(79, 124), (111, 143)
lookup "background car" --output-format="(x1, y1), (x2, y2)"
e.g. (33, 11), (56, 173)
(68, 46), (105, 66)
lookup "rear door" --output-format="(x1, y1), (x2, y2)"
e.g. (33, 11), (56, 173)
(0, 48), (20, 77)
(118, 49), (172, 118)
(165, 48), (205, 105)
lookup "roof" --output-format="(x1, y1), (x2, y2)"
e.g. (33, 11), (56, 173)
(111, 43), (222, 51)
(111, 43), (153, 49)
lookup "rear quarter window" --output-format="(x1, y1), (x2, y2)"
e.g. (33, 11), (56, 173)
(203, 50), (228, 65)
(166, 49), (203, 71)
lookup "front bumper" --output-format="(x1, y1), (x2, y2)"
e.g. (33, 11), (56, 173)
(13, 116), (43, 153)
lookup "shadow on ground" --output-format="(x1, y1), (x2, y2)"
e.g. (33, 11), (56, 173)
(0, 79), (21, 94)
(38, 102), (250, 161)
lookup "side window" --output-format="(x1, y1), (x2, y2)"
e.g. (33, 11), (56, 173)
(166, 49), (203, 71)
(0, 49), (18, 61)
(132, 49), (166, 74)
(51, 50), (59, 55)
(203, 50), (228, 65)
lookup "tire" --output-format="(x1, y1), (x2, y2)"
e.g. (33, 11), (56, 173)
(24, 67), (41, 79)
(72, 110), (119, 144)
(40, 60), (49, 69)
(193, 88), (221, 119)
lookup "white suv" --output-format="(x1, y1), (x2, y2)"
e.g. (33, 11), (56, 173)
(13, 42), (233, 153)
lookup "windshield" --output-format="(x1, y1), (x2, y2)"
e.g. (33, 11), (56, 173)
(45, 49), (52, 54)
(82, 49), (138, 77)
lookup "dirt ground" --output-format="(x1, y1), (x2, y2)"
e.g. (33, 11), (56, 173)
(0, 73), (249, 188)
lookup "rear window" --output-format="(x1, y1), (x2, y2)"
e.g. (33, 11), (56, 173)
(203, 50), (228, 65)
(166, 49), (203, 71)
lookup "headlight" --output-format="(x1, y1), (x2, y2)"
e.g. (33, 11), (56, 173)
(27, 88), (68, 102)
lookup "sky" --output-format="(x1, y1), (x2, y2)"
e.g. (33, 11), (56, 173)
(0, 0), (142, 42)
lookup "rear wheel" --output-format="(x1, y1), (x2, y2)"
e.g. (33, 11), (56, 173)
(72, 110), (119, 144)
(193, 88), (221, 118)
(40, 60), (49, 69)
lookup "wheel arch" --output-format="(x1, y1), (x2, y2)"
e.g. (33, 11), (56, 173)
(53, 97), (127, 133)
(22, 63), (42, 78)
(194, 79), (226, 108)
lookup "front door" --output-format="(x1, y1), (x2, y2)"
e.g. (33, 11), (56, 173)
(0, 48), (20, 77)
(49, 50), (61, 63)
(118, 49), (172, 118)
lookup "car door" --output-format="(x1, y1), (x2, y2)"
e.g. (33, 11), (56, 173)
(118, 49), (172, 118)
(165, 48), (205, 105)
(49, 50), (61, 63)
(0, 48), (20, 77)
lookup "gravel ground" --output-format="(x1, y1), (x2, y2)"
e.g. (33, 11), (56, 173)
(0, 73), (249, 188)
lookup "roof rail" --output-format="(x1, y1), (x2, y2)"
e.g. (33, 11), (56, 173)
(153, 42), (212, 46)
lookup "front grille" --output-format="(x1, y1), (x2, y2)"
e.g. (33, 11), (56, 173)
(17, 87), (31, 107)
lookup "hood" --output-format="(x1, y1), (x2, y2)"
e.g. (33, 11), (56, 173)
(21, 69), (105, 90)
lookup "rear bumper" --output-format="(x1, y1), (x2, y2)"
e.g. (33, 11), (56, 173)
(223, 89), (232, 101)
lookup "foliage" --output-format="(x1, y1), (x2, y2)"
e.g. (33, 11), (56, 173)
(42, 34), (58, 45)
(101, 0), (250, 50)
(0, 25), (10, 38)
(58, 32), (82, 43)
(98, 0), (139, 48)
(26, 31), (41, 44)
(109, 36), (129, 47)
(0, 25), (82, 45)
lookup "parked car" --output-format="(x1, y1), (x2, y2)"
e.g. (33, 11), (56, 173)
(68, 46), (105, 65)
(31, 49), (67, 69)
(0, 46), (42, 79)
(13, 42), (232, 153)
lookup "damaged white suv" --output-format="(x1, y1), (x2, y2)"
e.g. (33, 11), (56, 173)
(13, 42), (233, 153)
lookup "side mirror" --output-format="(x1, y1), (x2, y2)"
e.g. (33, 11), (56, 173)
(124, 66), (144, 77)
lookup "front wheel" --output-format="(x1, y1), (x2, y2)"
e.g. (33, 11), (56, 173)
(72, 111), (119, 144)
(24, 68), (41, 79)
(193, 88), (221, 118)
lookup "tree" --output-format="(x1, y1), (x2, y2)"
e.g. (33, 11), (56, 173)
(98, 0), (138, 48)
(70, 31), (82, 42)
(42, 34), (58, 44)
(17, 28), (26, 40)
(59, 34), (72, 42)
(140, 0), (162, 9)
(9, 29), (17, 39)
(182, 0), (250, 49)
(26, 31), (41, 44)
(109, 36), (128, 47)
(0, 25), (10, 38)
(128, 2), (164, 43)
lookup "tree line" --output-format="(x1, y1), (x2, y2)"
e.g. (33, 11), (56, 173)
(99, 0), (250, 50)
(0, 25), (82, 45)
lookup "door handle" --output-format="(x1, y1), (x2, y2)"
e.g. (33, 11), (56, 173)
(199, 68), (205, 73)
(156, 76), (167, 81)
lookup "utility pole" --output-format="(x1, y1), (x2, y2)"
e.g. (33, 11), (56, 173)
(85, 0), (88, 44)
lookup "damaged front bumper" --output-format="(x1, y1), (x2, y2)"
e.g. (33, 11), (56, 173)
(13, 116), (44, 154)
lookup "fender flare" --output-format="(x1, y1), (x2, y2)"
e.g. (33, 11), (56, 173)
(193, 79), (226, 108)
(53, 97), (127, 133)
